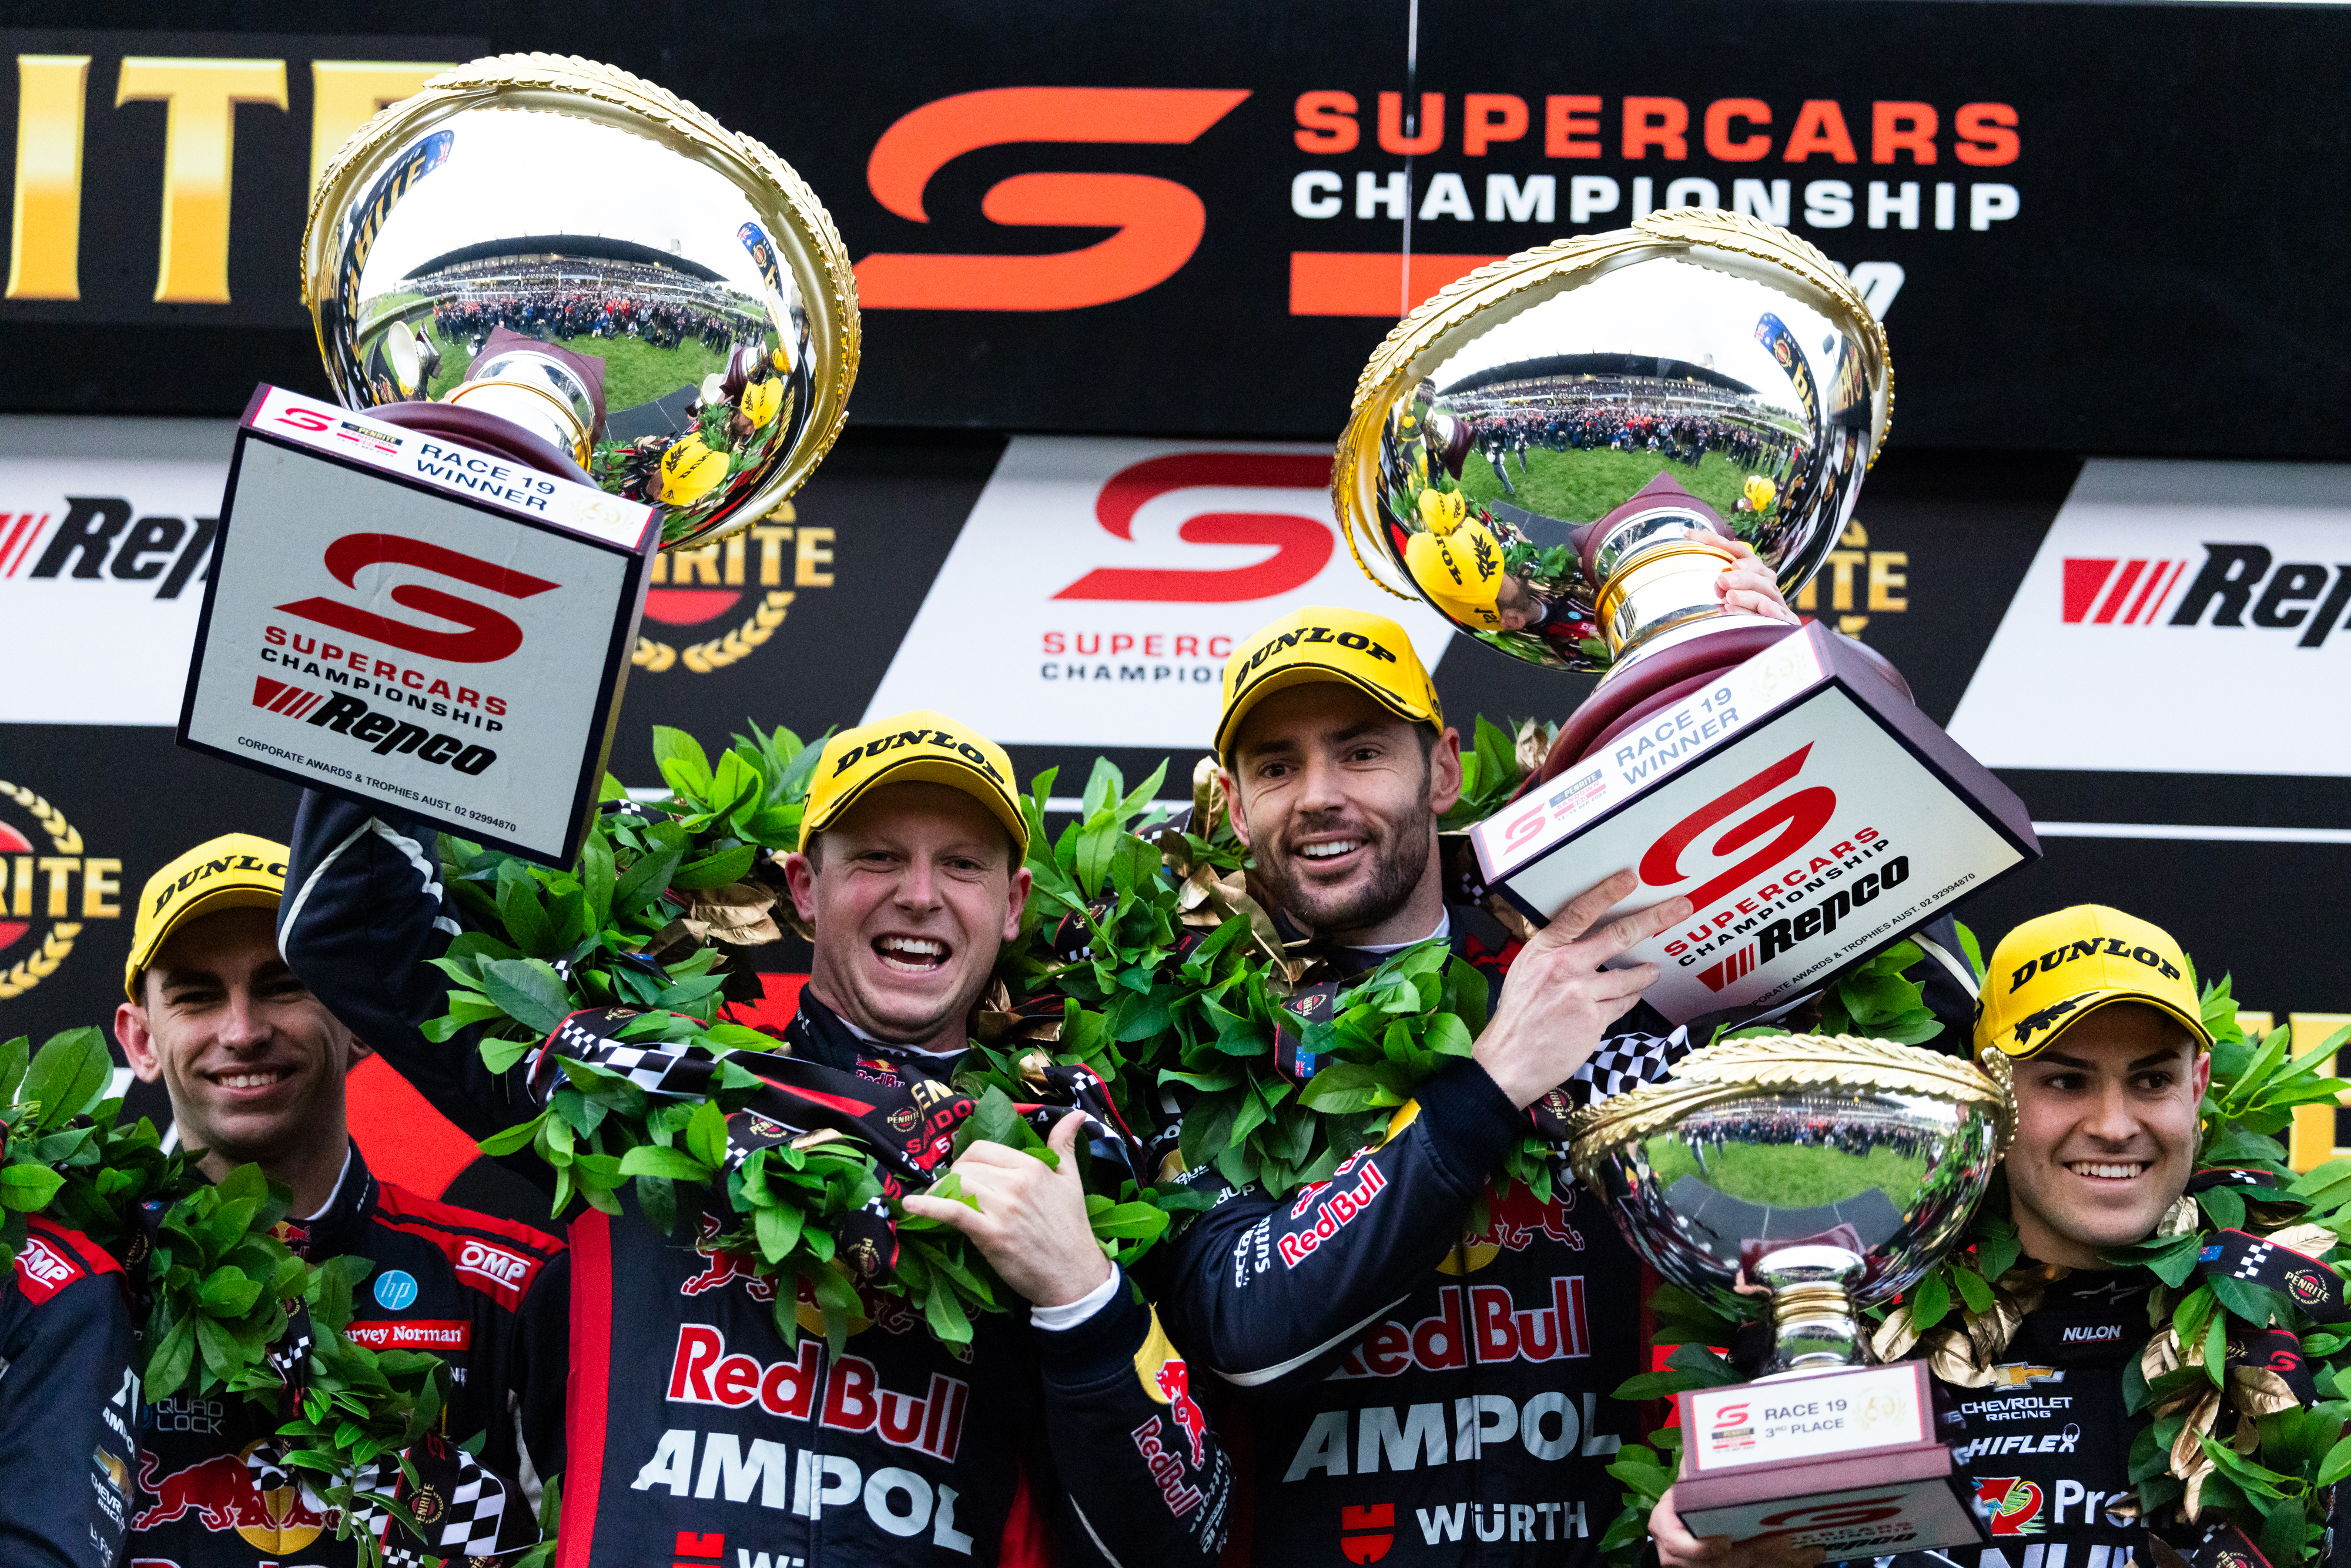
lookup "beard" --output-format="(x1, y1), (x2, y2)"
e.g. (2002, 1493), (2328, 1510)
(1255, 807), (1434, 940)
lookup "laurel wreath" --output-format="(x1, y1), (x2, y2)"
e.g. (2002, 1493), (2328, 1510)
(633, 590), (797, 675)
(0, 779), (83, 999)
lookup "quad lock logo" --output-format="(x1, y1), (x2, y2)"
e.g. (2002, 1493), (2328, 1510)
(0, 778), (118, 1001)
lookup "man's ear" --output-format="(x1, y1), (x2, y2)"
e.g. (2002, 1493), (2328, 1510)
(1428, 726), (1465, 816)
(782, 850), (820, 924)
(1218, 768), (1252, 849)
(1000, 864), (1033, 944)
(116, 999), (163, 1084)
(2191, 1047), (2213, 1101)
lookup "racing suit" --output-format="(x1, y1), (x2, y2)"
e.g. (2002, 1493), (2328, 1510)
(279, 792), (1235, 1568)
(1151, 904), (1979, 1567)
(1880, 1259), (2351, 1568)
(129, 1143), (566, 1567)
(3, 1216), (138, 1568)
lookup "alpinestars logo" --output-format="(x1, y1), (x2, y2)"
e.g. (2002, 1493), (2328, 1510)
(2068, 544), (2351, 648)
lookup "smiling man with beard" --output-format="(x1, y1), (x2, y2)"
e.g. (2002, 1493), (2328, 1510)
(280, 711), (1240, 1568)
(113, 833), (562, 1567)
(1142, 602), (1735, 1568)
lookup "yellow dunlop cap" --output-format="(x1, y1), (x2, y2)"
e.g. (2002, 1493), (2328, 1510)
(1215, 605), (1442, 760)
(799, 709), (1027, 859)
(125, 833), (290, 1000)
(1405, 519), (1505, 631)
(1975, 904), (2213, 1060)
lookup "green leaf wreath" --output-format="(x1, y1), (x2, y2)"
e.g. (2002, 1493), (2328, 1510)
(1599, 957), (2351, 1566)
(1, 1029), (452, 1566)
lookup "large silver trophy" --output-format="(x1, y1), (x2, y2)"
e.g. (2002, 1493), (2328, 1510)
(179, 56), (855, 864)
(1567, 1035), (2014, 1556)
(1329, 212), (2038, 1023)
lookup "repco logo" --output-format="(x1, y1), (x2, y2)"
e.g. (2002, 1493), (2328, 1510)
(277, 534), (558, 664)
(856, 89), (1251, 311)
(2065, 544), (2351, 648)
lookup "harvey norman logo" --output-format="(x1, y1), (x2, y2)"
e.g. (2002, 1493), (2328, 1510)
(1948, 459), (2351, 776)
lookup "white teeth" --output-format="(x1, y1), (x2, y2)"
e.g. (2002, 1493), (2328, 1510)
(878, 936), (945, 956)
(2069, 1161), (2146, 1180)
(1300, 840), (1363, 860)
(217, 1071), (286, 1090)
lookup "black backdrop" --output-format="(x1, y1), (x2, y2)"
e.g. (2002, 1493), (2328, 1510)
(3, 5), (2349, 1147)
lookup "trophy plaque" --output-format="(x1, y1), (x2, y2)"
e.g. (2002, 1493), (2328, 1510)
(178, 55), (856, 864)
(1328, 210), (2038, 1016)
(1568, 1034), (2015, 1557)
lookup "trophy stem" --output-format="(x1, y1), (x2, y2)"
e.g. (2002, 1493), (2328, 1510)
(1754, 1244), (1868, 1373)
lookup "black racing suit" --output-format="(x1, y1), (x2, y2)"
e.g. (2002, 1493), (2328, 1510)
(3, 1216), (139, 1568)
(129, 1143), (567, 1567)
(1878, 1265), (2349, 1568)
(280, 792), (1235, 1568)
(1151, 904), (1980, 1568)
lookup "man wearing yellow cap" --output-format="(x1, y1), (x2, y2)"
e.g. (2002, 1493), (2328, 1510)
(111, 833), (562, 1567)
(1151, 594), (1980, 1568)
(280, 713), (1236, 1568)
(1650, 907), (2324, 1568)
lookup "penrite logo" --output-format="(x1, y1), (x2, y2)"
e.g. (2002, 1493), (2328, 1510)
(0, 778), (115, 1003)
(276, 534), (558, 664)
(856, 89), (1252, 311)
(2065, 544), (2351, 648)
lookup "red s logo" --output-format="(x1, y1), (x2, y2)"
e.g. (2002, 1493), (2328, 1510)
(274, 405), (334, 432)
(276, 535), (558, 664)
(1757, 1495), (1905, 1530)
(856, 88), (1250, 311)
(1640, 744), (1835, 915)
(1055, 453), (1334, 602)
(1712, 1403), (1749, 1429)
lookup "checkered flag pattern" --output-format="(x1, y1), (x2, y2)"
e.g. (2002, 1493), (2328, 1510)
(1563, 1028), (1693, 1107)
(2235, 1241), (2275, 1281)
(427, 1444), (516, 1558)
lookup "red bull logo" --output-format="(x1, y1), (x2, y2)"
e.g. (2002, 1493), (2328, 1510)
(1442, 1178), (1585, 1273)
(132, 1444), (334, 1552)
(1154, 1357), (1208, 1466)
(681, 1215), (777, 1302)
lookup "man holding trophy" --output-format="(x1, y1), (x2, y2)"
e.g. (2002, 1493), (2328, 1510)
(137, 31), (2341, 1564)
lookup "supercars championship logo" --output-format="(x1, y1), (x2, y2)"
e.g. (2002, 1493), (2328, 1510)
(0, 779), (114, 1001)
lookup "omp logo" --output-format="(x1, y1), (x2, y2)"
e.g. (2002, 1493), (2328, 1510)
(1696, 943), (1756, 992)
(856, 88), (1251, 311)
(2069, 544), (2351, 648)
(2062, 557), (2189, 625)
(250, 676), (325, 719)
(276, 534), (558, 664)
(456, 1238), (530, 1288)
(1056, 453), (1335, 602)
(14, 1234), (75, 1291)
